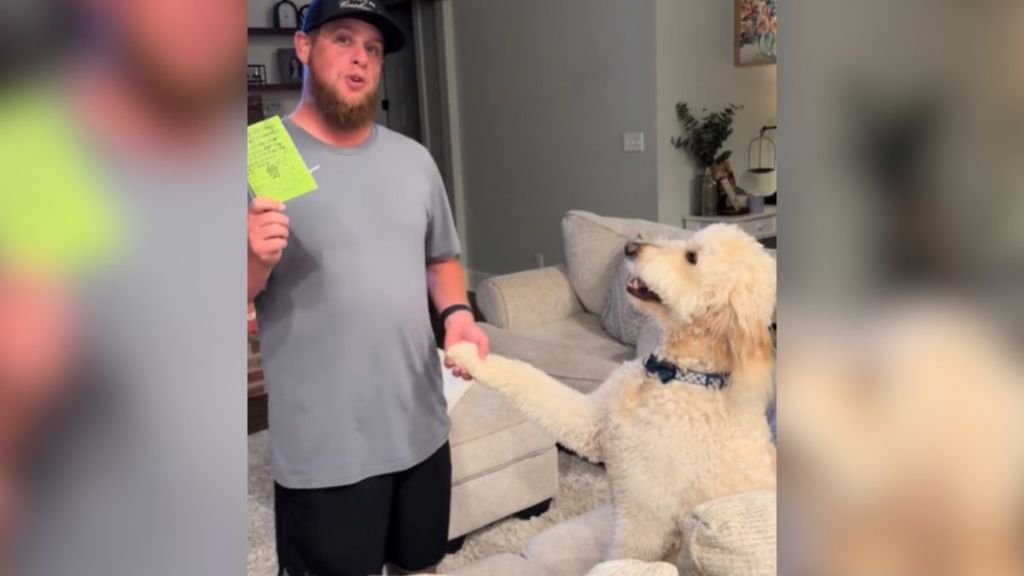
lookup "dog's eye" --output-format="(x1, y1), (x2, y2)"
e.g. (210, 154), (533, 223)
(685, 250), (698, 265)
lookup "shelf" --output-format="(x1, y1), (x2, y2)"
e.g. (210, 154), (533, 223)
(248, 27), (299, 37)
(248, 83), (302, 92)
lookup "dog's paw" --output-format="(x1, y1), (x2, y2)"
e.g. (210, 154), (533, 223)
(446, 342), (483, 376)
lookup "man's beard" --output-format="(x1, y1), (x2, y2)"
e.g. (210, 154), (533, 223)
(308, 58), (378, 131)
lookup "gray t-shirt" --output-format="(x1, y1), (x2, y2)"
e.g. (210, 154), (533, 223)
(15, 131), (247, 575)
(254, 120), (461, 488)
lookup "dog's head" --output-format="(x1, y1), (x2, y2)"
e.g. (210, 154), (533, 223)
(624, 224), (776, 362)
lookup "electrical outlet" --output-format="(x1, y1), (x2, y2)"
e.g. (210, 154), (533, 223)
(623, 132), (645, 152)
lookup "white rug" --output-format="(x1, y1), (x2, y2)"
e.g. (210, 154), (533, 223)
(248, 431), (610, 575)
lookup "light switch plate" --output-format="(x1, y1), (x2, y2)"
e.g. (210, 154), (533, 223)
(623, 132), (645, 152)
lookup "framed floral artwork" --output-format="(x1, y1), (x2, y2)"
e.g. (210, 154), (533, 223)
(735, 0), (777, 66)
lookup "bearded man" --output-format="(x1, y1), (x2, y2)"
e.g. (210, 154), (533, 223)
(7, 0), (247, 572)
(246, 1), (488, 574)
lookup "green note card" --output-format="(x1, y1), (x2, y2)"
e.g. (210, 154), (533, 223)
(0, 83), (122, 275)
(247, 117), (318, 202)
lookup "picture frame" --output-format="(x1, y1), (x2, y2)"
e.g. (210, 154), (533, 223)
(734, 0), (777, 66)
(276, 49), (303, 85)
(247, 64), (267, 85)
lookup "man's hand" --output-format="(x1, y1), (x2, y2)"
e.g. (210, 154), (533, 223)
(0, 274), (77, 550)
(442, 310), (488, 381)
(247, 199), (289, 302)
(248, 199), (289, 265)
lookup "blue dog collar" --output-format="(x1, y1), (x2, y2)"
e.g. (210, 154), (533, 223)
(643, 354), (729, 390)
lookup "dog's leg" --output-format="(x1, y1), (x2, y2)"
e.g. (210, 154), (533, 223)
(447, 342), (605, 462)
(607, 508), (679, 563)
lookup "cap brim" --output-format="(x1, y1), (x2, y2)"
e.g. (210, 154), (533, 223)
(307, 11), (405, 54)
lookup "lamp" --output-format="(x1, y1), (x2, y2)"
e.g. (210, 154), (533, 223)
(741, 125), (777, 213)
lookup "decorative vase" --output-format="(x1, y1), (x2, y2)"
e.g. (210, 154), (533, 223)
(748, 195), (765, 214)
(694, 171), (717, 216)
(759, 32), (777, 57)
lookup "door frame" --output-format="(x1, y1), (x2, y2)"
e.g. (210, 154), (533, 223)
(410, 0), (469, 269)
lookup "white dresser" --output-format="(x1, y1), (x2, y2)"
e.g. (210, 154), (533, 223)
(681, 205), (777, 240)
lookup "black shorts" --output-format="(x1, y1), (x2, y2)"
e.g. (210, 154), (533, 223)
(274, 442), (452, 576)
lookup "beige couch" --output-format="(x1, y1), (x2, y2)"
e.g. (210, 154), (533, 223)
(474, 211), (694, 393)
(459, 211), (777, 575)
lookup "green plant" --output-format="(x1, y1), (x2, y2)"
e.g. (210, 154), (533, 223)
(671, 102), (743, 172)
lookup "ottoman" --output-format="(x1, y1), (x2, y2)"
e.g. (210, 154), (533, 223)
(447, 381), (559, 542)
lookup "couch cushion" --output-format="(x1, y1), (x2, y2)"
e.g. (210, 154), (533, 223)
(450, 552), (549, 576)
(449, 448), (559, 539)
(481, 317), (629, 393)
(523, 505), (614, 576)
(449, 384), (555, 485)
(519, 313), (633, 362)
(562, 211), (691, 313)
(587, 560), (679, 576)
(677, 492), (777, 576)
(600, 255), (653, 346)
(636, 321), (663, 359)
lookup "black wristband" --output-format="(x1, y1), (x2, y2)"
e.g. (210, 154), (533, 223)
(439, 304), (473, 325)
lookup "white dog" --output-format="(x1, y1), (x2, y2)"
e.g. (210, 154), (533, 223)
(447, 224), (777, 562)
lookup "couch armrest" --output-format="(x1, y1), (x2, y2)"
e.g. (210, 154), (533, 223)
(677, 491), (776, 576)
(476, 265), (584, 330)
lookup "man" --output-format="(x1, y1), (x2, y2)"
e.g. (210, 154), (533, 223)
(247, 1), (488, 574)
(6, 0), (247, 573)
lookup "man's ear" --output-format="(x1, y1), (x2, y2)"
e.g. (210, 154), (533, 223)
(295, 31), (313, 66)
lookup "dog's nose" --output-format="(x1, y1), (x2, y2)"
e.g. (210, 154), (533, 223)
(624, 241), (642, 259)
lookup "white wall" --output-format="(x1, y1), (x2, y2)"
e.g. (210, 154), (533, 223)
(449, 0), (659, 276)
(654, 0), (776, 225)
(252, 1), (777, 276)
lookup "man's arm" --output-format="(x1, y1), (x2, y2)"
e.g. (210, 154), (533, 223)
(247, 199), (289, 303)
(0, 276), (76, 450)
(248, 250), (275, 304)
(426, 258), (471, 315)
(428, 259), (489, 376)
(0, 275), (77, 544)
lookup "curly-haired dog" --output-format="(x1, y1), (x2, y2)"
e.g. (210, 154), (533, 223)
(447, 224), (777, 562)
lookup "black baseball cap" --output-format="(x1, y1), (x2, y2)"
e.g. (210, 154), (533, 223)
(301, 0), (406, 54)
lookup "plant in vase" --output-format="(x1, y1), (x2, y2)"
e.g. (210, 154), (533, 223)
(671, 102), (746, 215)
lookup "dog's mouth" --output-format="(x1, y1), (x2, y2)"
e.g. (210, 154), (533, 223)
(627, 277), (662, 303)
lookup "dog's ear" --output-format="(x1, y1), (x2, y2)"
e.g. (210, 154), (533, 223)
(724, 248), (777, 408)
(702, 244), (775, 348)
(700, 284), (774, 410)
(728, 262), (776, 362)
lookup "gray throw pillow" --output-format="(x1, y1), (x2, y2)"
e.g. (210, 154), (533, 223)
(600, 255), (651, 346)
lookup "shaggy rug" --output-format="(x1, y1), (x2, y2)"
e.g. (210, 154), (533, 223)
(247, 431), (610, 575)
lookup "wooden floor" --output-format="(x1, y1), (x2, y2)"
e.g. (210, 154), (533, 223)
(248, 292), (480, 435)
